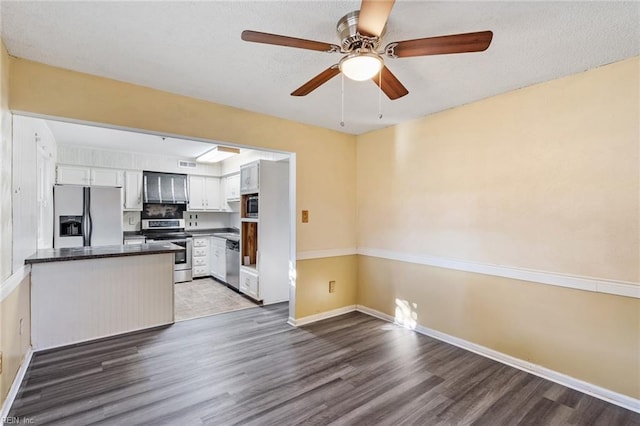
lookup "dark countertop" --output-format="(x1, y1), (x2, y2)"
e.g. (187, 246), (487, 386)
(188, 228), (240, 241)
(123, 231), (144, 237)
(187, 228), (238, 236)
(25, 243), (185, 265)
(122, 228), (239, 242)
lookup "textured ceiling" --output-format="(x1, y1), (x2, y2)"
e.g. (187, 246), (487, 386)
(2, 1), (639, 135)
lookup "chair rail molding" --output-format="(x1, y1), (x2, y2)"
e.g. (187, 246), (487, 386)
(358, 247), (639, 299)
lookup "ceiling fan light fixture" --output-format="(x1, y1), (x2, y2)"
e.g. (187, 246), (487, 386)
(339, 52), (383, 81)
(196, 145), (240, 163)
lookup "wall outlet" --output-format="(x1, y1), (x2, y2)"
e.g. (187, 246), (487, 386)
(329, 280), (336, 293)
(302, 210), (309, 223)
(19, 318), (24, 336)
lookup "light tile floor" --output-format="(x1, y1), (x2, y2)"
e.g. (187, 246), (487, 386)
(174, 277), (258, 321)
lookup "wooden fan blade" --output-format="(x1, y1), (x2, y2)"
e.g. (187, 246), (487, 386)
(357, 0), (395, 37)
(372, 66), (408, 100)
(387, 31), (493, 58)
(291, 65), (341, 96)
(241, 30), (340, 52)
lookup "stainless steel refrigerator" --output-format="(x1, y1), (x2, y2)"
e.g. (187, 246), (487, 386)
(54, 185), (123, 248)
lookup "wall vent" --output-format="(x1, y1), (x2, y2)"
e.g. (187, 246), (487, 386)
(178, 160), (197, 169)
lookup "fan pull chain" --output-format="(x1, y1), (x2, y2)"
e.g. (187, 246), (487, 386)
(340, 73), (345, 127)
(378, 71), (383, 119)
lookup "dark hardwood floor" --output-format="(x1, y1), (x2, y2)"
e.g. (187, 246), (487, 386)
(6, 303), (639, 425)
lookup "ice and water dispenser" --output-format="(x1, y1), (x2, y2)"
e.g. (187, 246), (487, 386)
(59, 216), (83, 237)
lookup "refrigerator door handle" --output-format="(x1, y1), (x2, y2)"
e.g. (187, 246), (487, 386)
(83, 187), (93, 246)
(184, 178), (188, 203)
(143, 174), (148, 203)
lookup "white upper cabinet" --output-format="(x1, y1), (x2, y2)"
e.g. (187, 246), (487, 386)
(188, 176), (206, 210)
(225, 174), (240, 202)
(188, 175), (221, 211)
(205, 177), (221, 210)
(240, 162), (259, 194)
(91, 168), (124, 187)
(124, 170), (143, 211)
(56, 165), (91, 185)
(56, 165), (124, 187)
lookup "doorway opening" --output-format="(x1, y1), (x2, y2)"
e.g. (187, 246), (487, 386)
(15, 114), (297, 323)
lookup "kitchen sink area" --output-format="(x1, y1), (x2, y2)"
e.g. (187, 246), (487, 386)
(124, 226), (259, 321)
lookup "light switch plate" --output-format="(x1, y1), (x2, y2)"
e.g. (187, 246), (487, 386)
(302, 210), (309, 223)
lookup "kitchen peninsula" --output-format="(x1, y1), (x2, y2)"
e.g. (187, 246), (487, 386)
(25, 242), (184, 350)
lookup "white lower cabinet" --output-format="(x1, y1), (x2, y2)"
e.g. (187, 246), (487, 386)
(209, 237), (226, 281)
(239, 268), (260, 301)
(193, 266), (208, 277)
(192, 237), (210, 278)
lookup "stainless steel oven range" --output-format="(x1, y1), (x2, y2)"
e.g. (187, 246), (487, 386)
(142, 218), (192, 283)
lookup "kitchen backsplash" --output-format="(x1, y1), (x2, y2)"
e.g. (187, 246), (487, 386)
(122, 210), (239, 231)
(229, 213), (241, 230)
(123, 211), (141, 231)
(184, 211), (235, 230)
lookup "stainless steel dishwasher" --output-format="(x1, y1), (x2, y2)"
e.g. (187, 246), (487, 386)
(225, 238), (240, 290)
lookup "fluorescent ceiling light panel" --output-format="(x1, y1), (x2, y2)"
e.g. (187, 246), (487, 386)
(196, 146), (240, 163)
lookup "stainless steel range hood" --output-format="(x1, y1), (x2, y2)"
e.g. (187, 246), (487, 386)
(143, 171), (189, 204)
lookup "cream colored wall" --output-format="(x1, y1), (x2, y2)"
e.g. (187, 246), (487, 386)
(0, 275), (31, 403)
(9, 56), (358, 316)
(1, 38), (33, 409)
(358, 57), (639, 283)
(295, 255), (358, 318)
(356, 57), (640, 398)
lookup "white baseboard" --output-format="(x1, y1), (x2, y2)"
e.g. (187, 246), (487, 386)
(0, 347), (34, 420)
(356, 304), (395, 322)
(289, 305), (357, 326)
(355, 304), (640, 414)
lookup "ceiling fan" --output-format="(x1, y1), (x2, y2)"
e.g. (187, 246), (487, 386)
(241, 0), (493, 100)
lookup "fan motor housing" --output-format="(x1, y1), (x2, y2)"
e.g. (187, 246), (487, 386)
(337, 10), (384, 52)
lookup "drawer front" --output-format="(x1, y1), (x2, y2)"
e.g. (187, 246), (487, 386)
(124, 239), (145, 245)
(193, 247), (208, 257)
(239, 270), (259, 300)
(193, 257), (208, 267)
(192, 238), (209, 248)
(193, 266), (209, 277)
